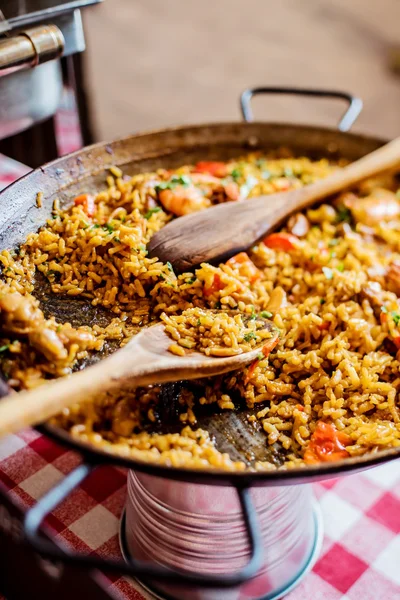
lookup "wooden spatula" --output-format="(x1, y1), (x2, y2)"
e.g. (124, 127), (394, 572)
(148, 136), (400, 272)
(0, 318), (277, 440)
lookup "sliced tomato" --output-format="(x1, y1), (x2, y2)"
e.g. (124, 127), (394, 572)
(318, 321), (330, 331)
(262, 336), (279, 357)
(226, 252), (261, 283)
(393, 336), (400, 350)
(194, 161), (228, 178)
(73, 194), (96, 217)
(296, 404), (304, 412)
(263, 232), (299, 252)
(380, 312), (388, 324)
(203, 274), (224, 297)
(304, 421), (351, 464)
(244, 358), (260, 385)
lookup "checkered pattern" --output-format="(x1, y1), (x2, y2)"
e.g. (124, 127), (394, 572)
(1, 430), (400, 599)
(0, 98), (400, 600)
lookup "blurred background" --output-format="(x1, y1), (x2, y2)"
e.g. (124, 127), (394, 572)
(82, 0), (400, 140)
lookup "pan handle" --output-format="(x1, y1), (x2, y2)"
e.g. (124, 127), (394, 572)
(24, 463), (263, 588)
(240, 87), (363, 132)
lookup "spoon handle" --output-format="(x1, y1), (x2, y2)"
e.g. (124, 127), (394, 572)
(0, 343), (158, 439)
(288, 135), (400, 212)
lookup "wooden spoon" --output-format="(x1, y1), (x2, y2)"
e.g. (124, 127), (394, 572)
(0, 318), (277, 439)
(148, 136), (400, 271)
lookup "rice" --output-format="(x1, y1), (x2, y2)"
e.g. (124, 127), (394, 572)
(1, 151), (400, 471)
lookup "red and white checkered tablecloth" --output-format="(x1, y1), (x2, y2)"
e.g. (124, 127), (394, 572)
(1, 107), (400, 599)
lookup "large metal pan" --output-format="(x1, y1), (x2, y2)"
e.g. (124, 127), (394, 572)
(1, 88), (399, 587)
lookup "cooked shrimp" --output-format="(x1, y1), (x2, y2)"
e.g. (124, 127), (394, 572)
(158, 185), (211, 216)
(343, 189), (400, 226)
(29, 329), (68, 362)
(0, 290), (42, 334)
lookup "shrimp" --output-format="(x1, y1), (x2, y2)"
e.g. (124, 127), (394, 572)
(342, 189), (400, 226)
(158, 184), (211, 216)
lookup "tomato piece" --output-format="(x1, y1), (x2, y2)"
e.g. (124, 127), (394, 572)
(263, 232), (299, 252)
(318, 321), (330, 331)
(74, 194), (96, 217)
(244, 358), (260, 385)
(380, 312), (388, 324)
(194, 161), (228, 178)
(203, 274), (224, 297)
(304, 421), (351, 464)
(393, 336), (400, 349)
(262, 336), (279, 357)
(226, 252), (261, 283)
(296, 404), (304, 412)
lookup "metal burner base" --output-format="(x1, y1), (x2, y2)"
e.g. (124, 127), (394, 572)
(119, 502), (324, 600)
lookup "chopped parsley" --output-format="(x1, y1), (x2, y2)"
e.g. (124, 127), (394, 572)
(56, 325), (62, 333)
(103, 223), (114, 233)
(335, 205), (351, 223)
(392, 311), (400, 326)
(215, 300), (222, 309)
(322, 266), (333, 280)
(337, 262), (345, 272)
(320, 298), (326, 305)
(114, 238), (121, 244)
(166, 261), (174, 273)
(186, 277), (196, 284)
(197, 319), (201, 326)
(230, 167), (242, 182)
(257, 353), (264, 360)
(329, 250), (336, 259)
(144, 206), (162, 219)
(260, 310), (273, 318)
(0, 344), (10, 353)
(244, 331), (257, 342)
(155, 175), (191, 191)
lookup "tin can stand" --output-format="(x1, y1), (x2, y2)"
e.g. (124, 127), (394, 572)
(121, 471), (324, 600)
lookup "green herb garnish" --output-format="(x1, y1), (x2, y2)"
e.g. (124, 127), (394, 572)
(329, 251), (336, 259)
(155, 175), (191, 192)
(322, 267), (333, 280)
(392, 311), (400, 326)
(337, 263), (345, 272)
(257, 353), (264, 360)
(166, 261), (175, 274)
(144, 206), (162, 219)
(56, 325), (62, 333)
(335, 205), (351, 223)
(244, 332), (257, 342)
(260, 310), (273, 318)
(103, 223), (114, 233)
(0, 344), (10, 353)
(320, 298), (326, 305)
(197, 319), (201, 326)
(230, 167), (242, 181)
(186, 277), (196, 284)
